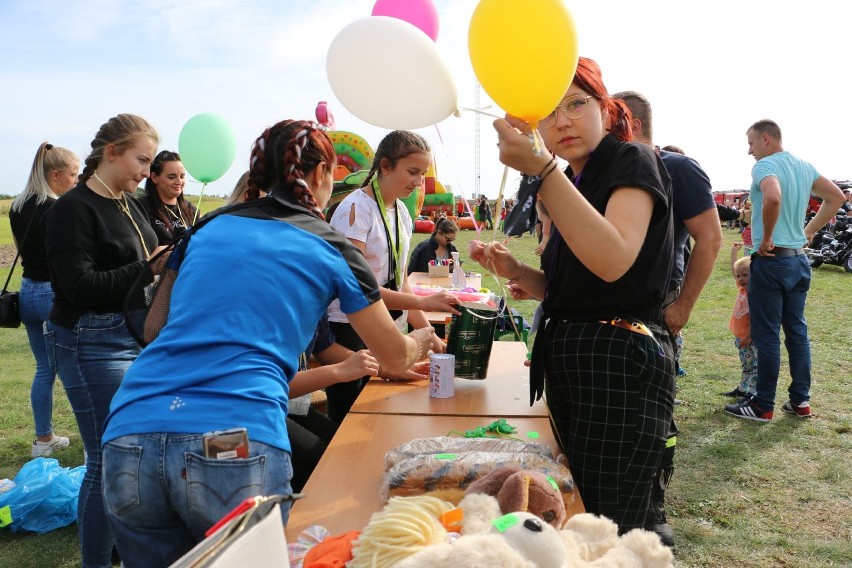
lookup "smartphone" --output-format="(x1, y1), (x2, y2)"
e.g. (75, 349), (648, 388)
(202, 427), (249, 460)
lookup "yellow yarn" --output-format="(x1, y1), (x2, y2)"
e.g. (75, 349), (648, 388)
(349, 496), (455, 568)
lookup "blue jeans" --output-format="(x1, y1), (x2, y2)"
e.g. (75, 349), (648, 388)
(19, 278), (56, 437)
(44, 313), (141, 568)
(748, 255), (812, 410)
(103, 433), (293, 568)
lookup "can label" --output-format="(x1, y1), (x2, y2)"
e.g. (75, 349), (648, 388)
(429, 354), (455, 398)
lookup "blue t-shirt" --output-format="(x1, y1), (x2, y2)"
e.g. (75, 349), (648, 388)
(103, 200), (380, 452)
(660, 150), (716, 288)
(750, 151), (818, 248)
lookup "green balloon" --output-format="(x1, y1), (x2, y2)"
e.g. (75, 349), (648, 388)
(178, 113), (237, 183)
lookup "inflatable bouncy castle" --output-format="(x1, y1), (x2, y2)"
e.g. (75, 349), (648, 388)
(318, 102), (477, 229)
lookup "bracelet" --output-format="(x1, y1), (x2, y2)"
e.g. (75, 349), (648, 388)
(508, 262), (527, 282)
(539, 159), (560, 184)
(528, 157), (556, 182)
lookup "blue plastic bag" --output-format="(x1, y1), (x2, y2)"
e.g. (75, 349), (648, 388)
(0, 457), (85, 533)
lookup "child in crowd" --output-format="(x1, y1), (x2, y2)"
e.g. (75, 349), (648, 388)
(723, 242), (757, 400)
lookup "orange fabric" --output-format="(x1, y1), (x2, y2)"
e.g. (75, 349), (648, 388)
(729, 287), (750, 339)
(303, 531), (359, 568)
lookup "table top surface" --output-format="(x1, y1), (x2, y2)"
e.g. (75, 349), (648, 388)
(285, 413), (582, 540)
(351, 342), (548, 417)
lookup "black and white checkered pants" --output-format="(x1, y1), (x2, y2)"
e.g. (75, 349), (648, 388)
(544, 320), (676, 533)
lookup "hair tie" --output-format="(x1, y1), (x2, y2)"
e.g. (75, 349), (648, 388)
(45, 143), (54, 150)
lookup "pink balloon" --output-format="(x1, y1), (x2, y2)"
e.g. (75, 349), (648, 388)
(371, 0), (439, 41)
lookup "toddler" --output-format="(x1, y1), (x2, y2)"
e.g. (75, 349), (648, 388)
(723, 243), (757, 400)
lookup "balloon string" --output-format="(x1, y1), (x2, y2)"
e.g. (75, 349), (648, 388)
(456, 106), (503, 120)
(530, 127), (544, 157)
(193, 182), (207, 224)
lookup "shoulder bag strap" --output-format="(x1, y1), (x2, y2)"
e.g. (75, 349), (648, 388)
(3, 203), (39, 293)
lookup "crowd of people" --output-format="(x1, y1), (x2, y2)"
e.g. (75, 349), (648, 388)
(6, 54), (847, 566)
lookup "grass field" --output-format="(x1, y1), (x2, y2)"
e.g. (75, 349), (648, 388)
(1, 210), (850, 567)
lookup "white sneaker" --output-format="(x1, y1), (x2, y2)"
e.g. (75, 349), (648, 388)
(31, 436), (71, 457)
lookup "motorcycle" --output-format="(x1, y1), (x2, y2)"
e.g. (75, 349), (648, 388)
(807, 213), (852, 272)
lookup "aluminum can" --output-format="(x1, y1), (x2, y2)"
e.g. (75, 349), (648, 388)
(429, 353), (455, 398)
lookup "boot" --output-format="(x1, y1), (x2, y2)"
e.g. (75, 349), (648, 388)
(646, 444), (676, 547)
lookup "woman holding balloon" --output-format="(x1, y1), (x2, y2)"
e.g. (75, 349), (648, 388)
(469, 57), (676, 534)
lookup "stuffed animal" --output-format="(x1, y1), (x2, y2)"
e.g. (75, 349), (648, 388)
(393, 494), (673, 568)
(293, 493), (672, 568)
(465, 464), (566, 529)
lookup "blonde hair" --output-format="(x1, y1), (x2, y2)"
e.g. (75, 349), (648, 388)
(349, 496), (454, 568)
(225, 170), (250, 205)
(11, 142), (78, 212)
(79, 113), (159, 182)
(733, 255), (751, 272)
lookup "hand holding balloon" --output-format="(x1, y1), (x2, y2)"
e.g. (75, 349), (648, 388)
(494, 117), (553, 176)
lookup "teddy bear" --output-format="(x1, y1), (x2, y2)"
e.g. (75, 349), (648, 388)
(394, 493), (673, 568)
(464, 464), (566, 529)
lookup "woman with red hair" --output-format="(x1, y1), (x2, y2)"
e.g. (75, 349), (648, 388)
(470, 57), (676, 534)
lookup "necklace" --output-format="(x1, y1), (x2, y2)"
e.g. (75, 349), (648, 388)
(163, 203), (187, 227)
(92, 171), (150, 257)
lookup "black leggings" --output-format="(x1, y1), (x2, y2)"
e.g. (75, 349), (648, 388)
(324, 321), (369, 424)
(545, 320), (675, 533)
(287, 408), (338, 492)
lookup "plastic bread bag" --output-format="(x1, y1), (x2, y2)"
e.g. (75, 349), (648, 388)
(384, 436), (554, 471)
(379, 450), (575, 507)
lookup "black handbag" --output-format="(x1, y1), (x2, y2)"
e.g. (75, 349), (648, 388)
(1, 206), (38, 329)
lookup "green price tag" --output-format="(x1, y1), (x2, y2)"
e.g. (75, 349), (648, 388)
(527, 431), (540, 439)
(0, 505), (12, 528)
(546, 475), (559, 491)
(491, 513), (520, 533)
(434, 453), (458, 460)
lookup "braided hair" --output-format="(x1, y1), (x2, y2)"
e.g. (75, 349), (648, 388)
(247, 120), (335, 218)
(144, 150), (196, 236)
(360, 130), (431, 190)
(79, 114), (159, 182)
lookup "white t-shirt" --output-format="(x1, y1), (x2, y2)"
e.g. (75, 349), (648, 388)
(327, 188), (413, 324)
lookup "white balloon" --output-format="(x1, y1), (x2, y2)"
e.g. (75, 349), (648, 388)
(327, 16), (458, 130)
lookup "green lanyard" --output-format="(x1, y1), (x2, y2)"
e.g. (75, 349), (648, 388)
(372, 178), (402, 287)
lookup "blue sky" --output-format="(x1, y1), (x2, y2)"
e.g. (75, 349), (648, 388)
(1, 0), (850, 201)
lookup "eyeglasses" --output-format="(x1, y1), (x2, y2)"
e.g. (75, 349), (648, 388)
(539, 95), (594, 128)
(443, 235), (455, 242)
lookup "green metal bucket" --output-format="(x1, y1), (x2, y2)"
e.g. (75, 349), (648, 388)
(446, 302), (498, 380)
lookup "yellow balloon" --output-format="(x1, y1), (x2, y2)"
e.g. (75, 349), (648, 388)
(468, 0), (579, 124)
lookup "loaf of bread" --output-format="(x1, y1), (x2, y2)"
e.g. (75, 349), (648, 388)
(380, 450), (574, 507)
(384, 436), (554, 471)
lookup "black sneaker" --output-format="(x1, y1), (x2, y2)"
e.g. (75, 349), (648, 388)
(721, 387), (748, 398)
(724, 399), (773, 422)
